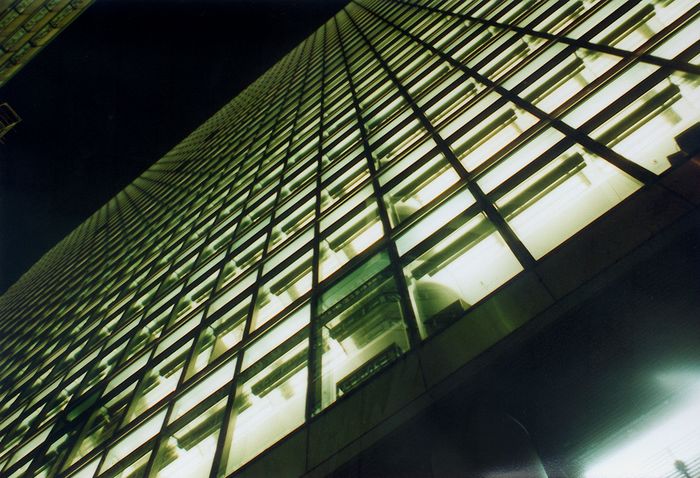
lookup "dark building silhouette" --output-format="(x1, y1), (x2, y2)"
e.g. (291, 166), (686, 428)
(0, 0), (92, 87)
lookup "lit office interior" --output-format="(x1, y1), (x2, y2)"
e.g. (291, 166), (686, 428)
(0, 1), (699, 477)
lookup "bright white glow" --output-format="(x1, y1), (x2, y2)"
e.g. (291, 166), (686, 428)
(459, 110), (538, 172)
(414, 167), (460, 205)
(67, 458), (99, 478)
(584, 381), (700, 478)
(349, 221), (384, 255)
(157, 434), (218, 478)
(242, 304), (310, 370)
(225, 346), (307, 475)
(396, 190), (475, 255)
(422, 218), (522, 306)
(321, 321), (406, 407)
(101, 409), (166, 472)
(171, 358), (236, 422)
(220, 326), (243, 349)
(502, 151), (640, 259)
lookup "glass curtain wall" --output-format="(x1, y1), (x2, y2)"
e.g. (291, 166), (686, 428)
(0, 1), (698, 477)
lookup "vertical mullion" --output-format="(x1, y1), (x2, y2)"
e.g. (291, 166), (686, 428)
(208, 33), (317, 478)
(364, 0), (671, 185)
(130, 37), (307, 478)
(334, 15), (423, 348)
(397, 0), (700, 75)
(306, 25), (328, 421)
(20, 195), (131, 477)
(344, 4), (538, 269)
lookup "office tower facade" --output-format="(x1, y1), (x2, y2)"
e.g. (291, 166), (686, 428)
(0, 0), (93, 87)
(1, 1), (699, 477)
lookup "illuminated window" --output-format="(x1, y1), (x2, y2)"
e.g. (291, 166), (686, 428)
(589, 2), (658, 51)
(476, 128), (567, 193)
(172, 273), (217, 325)
(252, 250), (312, 331)
(263, 227), (313, 276)
(384, 152), (459, 227)
(173, 358), (236, 423)
(153, 400), (226, 478)
(269, 199), (315, 251)
(320, 200), (384, 281)
(321, 155), (370, 212)
(82, 342), (127, 392)
(219, 326), (309, 475)
(495, 146), (641, 259)
(6, 425), (53, 468)
(404, 213), (522, 337)
(65, 383), (137, 469)
(188, 298), (249, 378)
(513, 48), (616, 114)
(100, 408), (166, 473)
(396, 188), (476, 256)
(591, 74), (700, 174)
(452, 103), (539, 173)
(220, 235), (265, 287)
(372, 118), (429, 166)
(317, 252), (410, 408)
(124, 342), (190, 423)
(563, 62), (660, 129)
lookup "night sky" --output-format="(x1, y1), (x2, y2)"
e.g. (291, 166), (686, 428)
(0, 0), (348, 294)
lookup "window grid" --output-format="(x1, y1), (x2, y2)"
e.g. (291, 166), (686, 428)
(0, 1), (698, 477)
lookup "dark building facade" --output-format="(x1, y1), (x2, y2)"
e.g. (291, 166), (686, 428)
(0, 0), (93, 87)
(1, 1), (699, 477)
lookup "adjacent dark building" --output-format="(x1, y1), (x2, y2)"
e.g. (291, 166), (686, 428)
(0, 0), (93, 87)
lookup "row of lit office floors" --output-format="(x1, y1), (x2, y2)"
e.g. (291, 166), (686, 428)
(321, 204), (700, 478)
